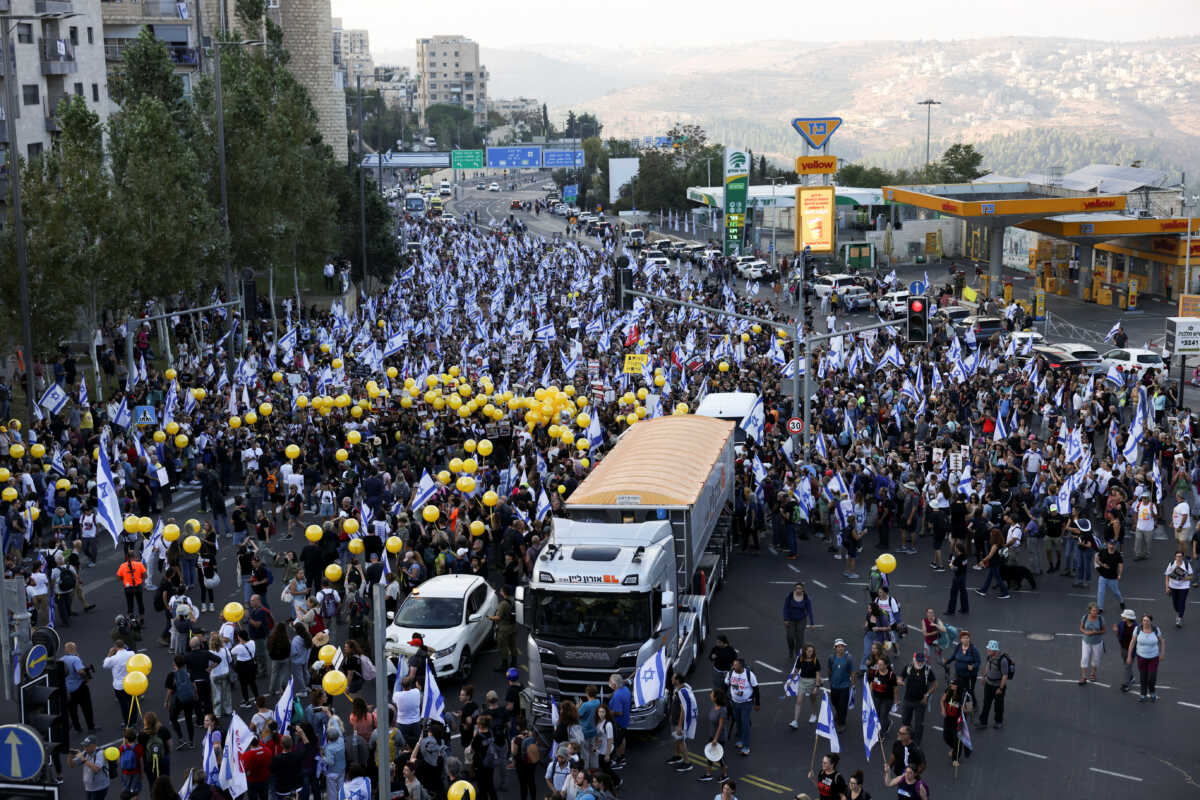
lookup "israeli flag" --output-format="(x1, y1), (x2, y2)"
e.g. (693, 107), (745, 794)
(38, 383), (69, 415)
(536, 489), (552, 522)
(183, 387), (197, 416)
(751, 454), (768, 485)
(678, 682), (698, 739)
(179, 771), (194, 800)
(1105, 364), (1124, 387)
(359, 502), (373, 533)
(633, 648), (667, 706)
(409, 469), (438, 510)
(202, 730), (222, 785)
(993, 411), (1008, 442)
(278, 326), (298, 354)
(95, 428), (124, 547)
(163, 382), (178, 425)
(50, 448), (66, 476)
(861, 674), (880, 761)
(815, 432), (828, 460)
(586, 413), (604, 449)
(421, 659), (445, 723)
(1104, 321), (1121, 343)
(739, 395), (765, 443)
(1057, 479), (1073, 516)
(957, 713), (972, 751)
(784, 672), (801, 697)
(534, 322), (556, 343)
(550, 694), (559, 729)
(78, 379), (89, 409)
(957, 466), (972, 496)
(815, 689), (841, 754)
(219, 713), (252, 798)
(275, 676), (295, 730)
(383, 330), (407, 359)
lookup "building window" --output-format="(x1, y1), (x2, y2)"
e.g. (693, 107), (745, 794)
(28, 142), (43, 160)
(92, 83), (99, 102)
(69, 27), (79, 46)
(87, 27), (94, 45)
(22, 84), (39, 106)
(17, 23), (33, 44)
(74, 82), (84, 97)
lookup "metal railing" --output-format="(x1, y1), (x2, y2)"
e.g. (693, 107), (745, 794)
(35, 0), (73, 13)
(105, 39), (196, 65)
(40, 37), (76, 64)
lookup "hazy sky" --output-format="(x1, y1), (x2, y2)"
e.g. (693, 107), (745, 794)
(332, 0), (1199, 52)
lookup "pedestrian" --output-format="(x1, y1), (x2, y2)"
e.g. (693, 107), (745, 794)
(807, 753), (847, 800)
(945, 543), (970, 615)
(974, 525), (1011, 599)
(826, 639), (854, 732)
(697, 688), (730, 784)
(667, 672), (698, 772)
(606, 673), (631, 768)
(1133, 495), (1156, 561)
(103, 640), (135, 724)
(138, 711), (173, 785)
(896, 651), (937, 744)
(942, 630), (980, 702)
(489, 584), (518, 672)
(51, 553), (77, 628)
(940, 683), (971, 766)
(708, 634), (738, 691)
(231, 629), (259, 707)
(882, 764), (929, 800)
(1164, 550), (1193, 628)
(69, 734), (110, 800)
(116, 552), (148, 621)
(724, 658), (759, 756)
(782, 582), (815, 664)
(117, 727), (143, 800)
(787, 644), (822, 728)
(977, 640), (1011, 729)
(867, 655), (897, 737)
(888, 725), (925, 778)
(1127, 613), (1165, 702)
(1112, 609), (1138, 692)
(60, 642), (98, 734)
(1171, 489), (1191, 554)
(1095, 538), (1125, 612)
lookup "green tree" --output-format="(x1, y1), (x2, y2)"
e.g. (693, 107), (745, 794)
(938, 143), (988, 182)
(333, 167), (398, 285)
(425, 103), (479, 147)
(109, 28), (188, 114)
(665, 123), (708, 161)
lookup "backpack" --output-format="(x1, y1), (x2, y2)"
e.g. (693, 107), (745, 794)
(519, 734), (539, 765)
(119, 743), (138, 772)
(320, 591), (340, 621)
(56, 567), (76, 593)
(174, 666), (195, 704)
(145, 733), (166, 771)
(1000, 653), (1016, 680)
(264, 567), (275, 586)
(483, 735), (506, 769)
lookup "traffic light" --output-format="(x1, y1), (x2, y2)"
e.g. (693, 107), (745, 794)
(613, 256), (634, 311)
(21, 661), (69, 753)
(906, 296), (929, 344)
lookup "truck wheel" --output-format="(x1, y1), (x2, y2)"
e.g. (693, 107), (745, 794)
(458, 646), (473, 680)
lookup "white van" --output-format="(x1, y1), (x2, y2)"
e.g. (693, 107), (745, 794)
(423, 136), (437, 147)
(696, 391), (759, 446)
(439, 179), (451, 196)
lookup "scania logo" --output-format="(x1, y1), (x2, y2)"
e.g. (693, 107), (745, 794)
(563, 650), (610, 662)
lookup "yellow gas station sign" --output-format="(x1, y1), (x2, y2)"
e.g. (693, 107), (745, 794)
(795, 156), (838, 175)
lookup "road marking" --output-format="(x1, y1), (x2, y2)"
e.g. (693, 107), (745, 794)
(1089, 768), (1142, 782)
(755, 660), (783, 673)
(741, 777), (785, 794)
(1068, 593), (1156, 602)
(1055, 633), (1083, 637)
(988, 629), (1023, 634)
(769, 581), (798, 584)
(1034, 667), (1063, 676)
(1178, 701), (1200, 710)
(744, 775), (791, 792)
(1007, 747), (1048, 760)
(839, 594), (858, 604)
(1045, 678), (1111, 688)
(787, 564), (802, 574)
(895, 584), (927, 589)
(719, 626), (751, 631)
(811, 579), (828, 589)
(907, 625), (922, 633)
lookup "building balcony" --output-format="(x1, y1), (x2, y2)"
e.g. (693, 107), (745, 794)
(35, 0), (73, 12)
(40, 38), (78, 76)
(105, 38), (196, 66)
(45, 94), (69, 132)
(101, 0), (189, 19)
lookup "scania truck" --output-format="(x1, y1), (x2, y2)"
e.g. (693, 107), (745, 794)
(516, 415), (734, 729)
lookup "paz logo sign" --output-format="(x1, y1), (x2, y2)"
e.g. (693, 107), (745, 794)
(725, 150), (749, 178)
(791, 117), (843, 150)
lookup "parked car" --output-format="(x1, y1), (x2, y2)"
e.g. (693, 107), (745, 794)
(586, 220), (613, 236)
(642, 249), (670, 268)
(809, 273), (861, 299)
(839, 285), (873, 311)
(475, 182), (487, 190)
(488, 182), (500, 191)
(1008, 330), (1045, 350)
(960, 315), (1006, 341)
(509, 200), (523, 210)
(1051, 342), (1102, 369)
(1098, 347), (1165, 375)
(625, 229), (647, 248)
(935, 305), (972, 327)
(652, 239), (675, 253)
(384, 574), (498, 680)
(1025, 345), (1085, 374)
(876, 290), (911, 317)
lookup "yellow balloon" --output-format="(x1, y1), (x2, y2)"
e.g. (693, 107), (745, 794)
(654, 375), (665, 387)
(165, 421), (180, 435)
(635, 406), (647, 419)
(192, 388), (207, 401)
(437, 470), (451, 485)
(875, 553), (897, 574)
(350, 405), (364, 419)
(153, 430), (166, 444)
(325, 563), (343, 582)
(104, 746), (120, 762)
(286, 444), (301, 460)
(557, 484), (566, 495)
(126, 653), (152, 674)
(331, 357), (344, 369)
(243, 411), (258, 425)
(422, 505), (440, 523)
(272, 371), (284, 383)
(576, 396), (588, 408)
(675, 402), (689, 414)
(740, 333), (750, 343)
(462, 458), (478, 474)
(175, 434), (189, 449)
(163, 524), (180, 542)
(28, 506), (40, 521)
(482, 490), (499, 507)
(55, 478), (70, 491)
(637, 388), (648, 401)
(469, 520), (485, 537)
(2, 488), (18, 502)
(347, 430), (362, 445)
(186, 518), (201, 532)
(718, 361), (730, 373)
(123, 671), (148, 697)
(388, 366), (399, 379)
(305, 524), (322, 542)
(335, 394), (351, 408)
(9, 444), (25, 459)
(138, 516), (153, 534)
(343, 517), (359, 535)
(477, 439), (493, 457)
(229, 416), (241, 429)
(259, 402), (273, 417)
(183, 535), (202, 554)
(463, 439), (477, 453)
(335, 449), (349, 462)
(448, 457), (463, 474)
(123, 515), (139, 534)
(581, 457), (590, 468)
(386, 535), (403, 554)
(576, 439), (590, 452)
(348, 537), (364, 554)
(318, 644), (338, 664)
(400, 396), (413, 409)
(164, 368), (177, 381)
(223, 602), (245, 622)
(626, 412), (638, 426)
(456, 475), (476, 494)
(561, 431), (576, 445)
(321, 669), (347, 697)
(448, 779), (477, 800)
(0, 467), (9, 481)
(296, 395), (309, 409)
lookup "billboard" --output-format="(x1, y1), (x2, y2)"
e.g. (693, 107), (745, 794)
(486, 146), (542, 168)
(543, 149), (585, 168)
(795, 156), (837, 175)
(796, 186), (835, 253)
(451, 150), (484, 169)
(609, 157), (639, 205)
(723, 148), (749, 256)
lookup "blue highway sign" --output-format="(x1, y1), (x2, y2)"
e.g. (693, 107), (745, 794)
(485, 146), (542, 168)
(542, 150), (585, 168)
(0, 724), (45, 782)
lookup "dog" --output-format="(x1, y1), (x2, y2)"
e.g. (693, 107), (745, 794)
(999, 563), (1037, 590)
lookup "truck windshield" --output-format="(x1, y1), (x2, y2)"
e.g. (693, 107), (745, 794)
(531, 591), (651, 643)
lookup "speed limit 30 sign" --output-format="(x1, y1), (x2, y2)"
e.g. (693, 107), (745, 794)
(786, 417), (804, 434)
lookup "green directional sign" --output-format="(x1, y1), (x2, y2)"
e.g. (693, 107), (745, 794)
(451, 149), (485, 170)
(723, 148), (749, 256)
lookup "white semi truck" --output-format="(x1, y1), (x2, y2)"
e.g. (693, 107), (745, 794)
(516, 415), (735, 729)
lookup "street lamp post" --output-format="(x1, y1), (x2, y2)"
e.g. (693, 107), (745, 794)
(766, 177), (785, 269)
(918, 98), (941, 166)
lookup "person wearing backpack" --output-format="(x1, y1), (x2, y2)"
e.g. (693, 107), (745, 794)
(137, 712), (174, 785)
(165, 655), (199, 748)
(315, 579), (341, 640)
(510, 724), (540, 800)
(977, 639), (1012, 730)
(52, 554), (77, 627)
(467, 713), (501, 800)
(117, 727), (144, 799)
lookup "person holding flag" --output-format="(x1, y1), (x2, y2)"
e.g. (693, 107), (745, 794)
(666, 671), (698, 773)
(940, 682), (972, 767)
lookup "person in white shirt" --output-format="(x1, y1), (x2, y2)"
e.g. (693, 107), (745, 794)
(207, 632), (234, 717)
(723, 658), (759, 756)
(103, 642), (135, 722)
(26, 571), (50, 626)
(1164, 551), (1194, 628)
(1171, 491), (1192, 554)
(392, 675), (422, 741)
(80, 510), (100, 566)
(1134, 497), (1158, 561)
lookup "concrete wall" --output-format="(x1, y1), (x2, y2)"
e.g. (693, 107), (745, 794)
(864, 217), (961, 263)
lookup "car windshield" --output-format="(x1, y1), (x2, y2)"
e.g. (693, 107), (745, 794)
(531, 591), (652, 644)
(395, 596), (463, 629)
(404, 198), (425, 212)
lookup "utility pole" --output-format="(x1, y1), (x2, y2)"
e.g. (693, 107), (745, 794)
(372, 582), (391, 800)
(918, 99), (941, 167)
(766, 177), (785, 269)
(357, 75), (368, 293)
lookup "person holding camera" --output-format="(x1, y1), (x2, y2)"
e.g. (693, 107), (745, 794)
(61, 642), (99, 734)
(68, 735), (110, 800)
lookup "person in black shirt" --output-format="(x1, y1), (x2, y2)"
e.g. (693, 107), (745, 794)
(709, 634), (738, 691)
(1095, 538), (1125, 613)
(888, 725), (925, 777)
(181, 638), (221, 717)
(269, 733), (306, 795)
(945, 543), (969, 615)
(896, 652), (937, 744)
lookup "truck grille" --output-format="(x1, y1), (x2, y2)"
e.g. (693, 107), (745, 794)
(538, 644), (640, 700)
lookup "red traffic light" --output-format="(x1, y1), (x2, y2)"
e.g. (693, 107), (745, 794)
(909, 299), (924, 313)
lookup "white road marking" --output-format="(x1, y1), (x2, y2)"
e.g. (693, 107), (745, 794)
(1088, 768), (1142, 782)
(1007, 747), (1048, 760)
(811, 580), (828, 589)
(719, 626), (751, 631)
(894, 584), (927, 589)
(1178, 701), (1200, 710)
(1044, 678), (1111, 688)
(1068, 593), (1156, 602)
(787, 565), (802, 574)
(1055, 633), (1083, 637)
(839, 594), (858, 604)
(770, 581), (798, 584)
(907, 625), (922, 633)
(755, 660), (783, 673)
(988, 629), (1023, 634)
(1034, 667), (1063, 676)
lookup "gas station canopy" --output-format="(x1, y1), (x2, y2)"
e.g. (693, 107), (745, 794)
(881, 181), (1129, 222)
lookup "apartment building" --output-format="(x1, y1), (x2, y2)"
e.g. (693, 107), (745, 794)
(101, 0), (201, 99)
(331, 16), (371, 88)
(415, 34), (486, 128)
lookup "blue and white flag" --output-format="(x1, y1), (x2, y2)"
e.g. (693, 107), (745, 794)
(1104, 321), (1121, 343)
(421, 659), (445, 724)
(409, 469), (438, 510)
(815, 690), (841, 753)
(95, 428), (124, 547)
(784, 671), (801, 697)
(179, 771), (194, 800)
(993, 411), (1008, 442)
(340, 777), (373, 800)
(678, 682), (698, 739)
(861, 674), (880, 761)
(633, 648), (667, 707)
(274, 676), (295, 731)
(78, 378), (89, 408)
(50, 448), (66, 476)
(38, 383), (69, 416)
(112, 397), (132, 429)
(278, 326), (298, 354)
(202, 729), (222, 786)
(739, 395), (765, 443)
(219, 713), (252, 798)
(359, 502), (373, 533)
(536, 489), (552, 522)
(1105, 364), (1124, 387)
(957, 712), (972, 751)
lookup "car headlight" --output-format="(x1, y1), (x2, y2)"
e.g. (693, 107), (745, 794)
(434, 646), (456, 658)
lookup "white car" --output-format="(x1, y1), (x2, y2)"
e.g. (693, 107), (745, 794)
(1098, 347), (1165, 375)
(642, 249), (670, 268)
(876, 290), (911, 316)
(810, 273), (859, 298)
(488, 182), (500, 192)
(385, 574), (498, 680)
(1052, 342), (1102, 368)
(1008, 330), (1044, 349)
(736, 259), (769, 280)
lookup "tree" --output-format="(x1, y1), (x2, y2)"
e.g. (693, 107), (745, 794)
(109, 28), (187, 114)
(565, 110), (579, 138)
(425, 103), (479, 147)
(333, 167), (398, 285)
(939, 143), (988, 182)
(665, 123), (708, 161)
(577, 113), (602, 140)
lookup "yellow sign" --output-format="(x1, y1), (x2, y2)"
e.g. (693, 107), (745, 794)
(1128, 278), (1139, 310)
(795, 186), (835, 253)
(1179, 294), (1200, 317)
(790, 117), (843, 150)
(1035, 289), (1046, 320)
(962, 285), (978, 303)
(623, 354), (648, 374)
(794, 156), (838, 175)
(924, 232), (937, 255)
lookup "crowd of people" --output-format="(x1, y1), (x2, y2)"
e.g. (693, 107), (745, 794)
(1, 193), (1196, 800)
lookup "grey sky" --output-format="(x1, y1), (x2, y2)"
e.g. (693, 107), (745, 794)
(332, 0), (1199, 51)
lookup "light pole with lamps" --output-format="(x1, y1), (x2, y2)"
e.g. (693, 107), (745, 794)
(1183, 191), (1198, 294)
(766, 176), (785, 269)
(918, 98), (941, 167)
